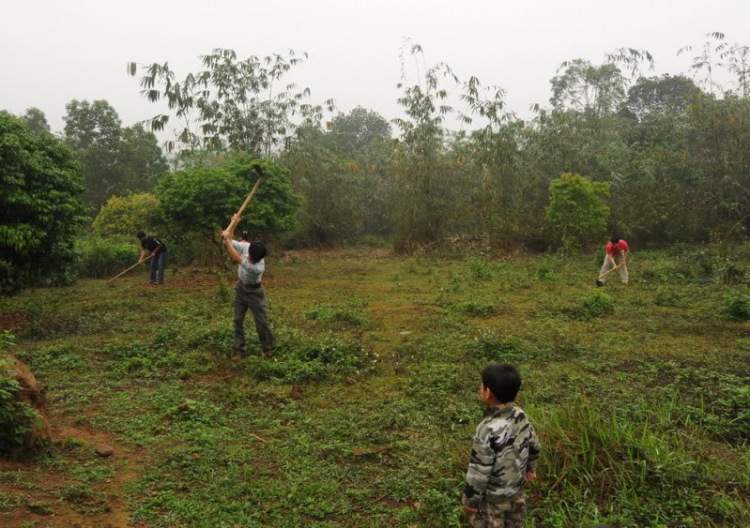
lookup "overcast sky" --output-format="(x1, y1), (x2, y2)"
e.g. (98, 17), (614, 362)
(2, 0), (749, 137)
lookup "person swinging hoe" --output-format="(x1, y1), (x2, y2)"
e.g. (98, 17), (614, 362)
(222, 214), (275, 360)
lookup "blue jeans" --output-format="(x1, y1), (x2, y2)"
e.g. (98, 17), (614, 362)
(150, 251), (166, 283)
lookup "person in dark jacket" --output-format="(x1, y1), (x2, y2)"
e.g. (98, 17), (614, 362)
(137, 231), (167, 285)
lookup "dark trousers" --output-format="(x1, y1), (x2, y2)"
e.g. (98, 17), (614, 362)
(150, 251), (166, 283)
(233, 283), (275, 355)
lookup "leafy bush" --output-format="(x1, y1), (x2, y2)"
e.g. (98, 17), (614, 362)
(92, 193), (166, 239)
(157, 157), (301, 243)
(0, 332), (41, 453)
(545, 173), (610, 254)
(582, 290), (615, 318)
(76, 235), (139, 279)
(0, 112), (87, 294)
(721, 287), (750, 320)
(537, 262), (555, 282)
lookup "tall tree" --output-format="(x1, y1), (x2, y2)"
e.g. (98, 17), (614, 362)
(326, 107), (392, 154)
(119, 124), (170, 190)
(626, 75), (703, 120)
(0, 112), (86, 294)
(550, 59), (626, 116)
(20, 108), (50, 135)
(128, 48), (334, 159)
(63, 100), (169, 211)
(63, 100), (123, 210)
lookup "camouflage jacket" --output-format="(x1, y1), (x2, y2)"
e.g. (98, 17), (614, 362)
(462, 403), (541, 508)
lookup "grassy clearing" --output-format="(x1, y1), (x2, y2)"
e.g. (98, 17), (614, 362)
(1, 248), (749, 527)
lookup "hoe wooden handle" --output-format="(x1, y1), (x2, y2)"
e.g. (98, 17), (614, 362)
(107, 255), (153, 285)
(236, 165), (265, 217)
(237, 177), (263, 217)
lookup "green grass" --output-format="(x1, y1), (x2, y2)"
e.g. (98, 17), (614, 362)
(1, 248), (749, 526)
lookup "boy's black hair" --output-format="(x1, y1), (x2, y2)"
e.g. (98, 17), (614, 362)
(136, 231), (146, 239)
(610, 236), (620, 244)
(249, 241), (267, 263)
(240, 231), (250, 242)
(481, 364), (521, 403)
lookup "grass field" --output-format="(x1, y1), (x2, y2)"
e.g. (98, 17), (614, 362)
(1, 247), (749, 527)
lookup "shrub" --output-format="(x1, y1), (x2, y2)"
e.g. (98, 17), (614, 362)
(545, 173), (610, 254)
(157, 157), (301, 244)
(0, 332), (41, 454)
(92, 193), (166, 239)
(582, 290), (615, 318)
(537, 262), (555, 282)
(76, 235), (139, 279)
(721, 287), (750, 320)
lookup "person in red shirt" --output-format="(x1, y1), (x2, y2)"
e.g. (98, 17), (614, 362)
(598, 237), (629, 286)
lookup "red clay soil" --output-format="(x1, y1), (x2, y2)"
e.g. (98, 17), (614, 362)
(0, 312), (27, 332)
(0, 425), (146, 527)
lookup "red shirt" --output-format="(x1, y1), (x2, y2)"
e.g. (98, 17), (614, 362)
(606, 240), (629, 255)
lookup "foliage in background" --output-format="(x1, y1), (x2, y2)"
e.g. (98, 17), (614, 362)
(92, 193), (166, 239)
(63, 100), (169, 212)
(0, 112), (87, 294)
(19, 107), (51, 135)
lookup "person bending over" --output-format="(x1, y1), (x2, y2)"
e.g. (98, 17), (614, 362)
(136, 231), (167, 285)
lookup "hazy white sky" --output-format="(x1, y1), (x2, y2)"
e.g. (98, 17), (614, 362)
(2, 0), (749, 136)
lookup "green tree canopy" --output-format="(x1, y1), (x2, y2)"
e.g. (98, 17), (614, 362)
(92, 193), (166, 239)
(156, 157), (300, 247)
(626, 75), (703, 120)
(0, 112), (86, 294)
(326, 107), (392, 154)
(550, 60), (627, 116)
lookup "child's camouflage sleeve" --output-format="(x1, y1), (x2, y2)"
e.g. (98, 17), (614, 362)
(461, 422), (495, 509)
(527, 424), (542, 474)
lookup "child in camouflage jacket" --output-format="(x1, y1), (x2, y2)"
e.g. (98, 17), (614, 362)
(462, 364), (541, 528)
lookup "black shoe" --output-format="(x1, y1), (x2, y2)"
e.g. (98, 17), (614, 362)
(596, 279), (604, 287)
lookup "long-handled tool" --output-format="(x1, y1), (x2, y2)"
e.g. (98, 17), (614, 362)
(235, 165), (265, 217)
(596, 263), (620, 287)
(107, 255), (153, 285)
